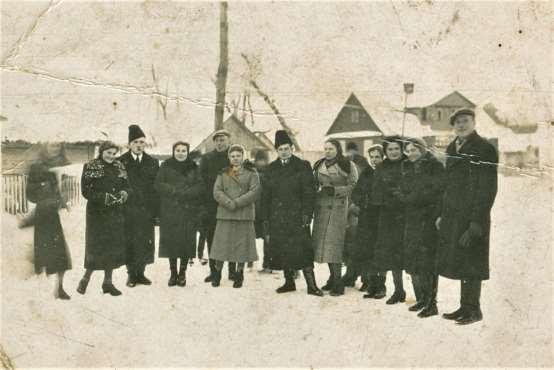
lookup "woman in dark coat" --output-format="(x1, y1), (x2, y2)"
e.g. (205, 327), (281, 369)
(399, 138), (445, 318)
(371, 135), (407, 304)
(261, 130), (323, 296)
(312, 139), (358, 296)
(26, 142), (72, 300)
(210, 144), (260, 288)
(154, 142), (205, 287)
(77, 141), (130, 296)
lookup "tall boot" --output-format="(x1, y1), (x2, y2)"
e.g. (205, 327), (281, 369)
(359, 271), (370, 292)
(168, 258), (178, 287)
(177, 259), (187, 287)
(409, 274), (426, 311)
(372, 273), (387, 299)
(276, 269), (296, 293)
(302, 267), (323, 297)
(330, 263), (344, 297)
(386, 270), (406, 304)
(341, 265), (357, 287)
(205, 259), (216, 283)
(228, 262), (237, 281)
(321, 264), (334, 291)
(419, 274), (438, 318)
(456, 280), (482, 325)
(363, 274), (377, 298)
(233, 264), (245, 288)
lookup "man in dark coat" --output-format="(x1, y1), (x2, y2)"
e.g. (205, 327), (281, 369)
(118, 125), (160, 287)
(261, 130), (323, 296)
(199, 129), (236, 282)
(437, 108), (498, 325)
(253, 149), (272, 274)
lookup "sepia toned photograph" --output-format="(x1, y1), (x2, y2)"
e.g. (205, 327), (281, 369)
(0, 0), (552, 368)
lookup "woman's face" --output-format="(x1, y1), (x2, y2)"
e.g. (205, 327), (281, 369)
(324, 142), (338, 160)
(386, 142), (402, 161)
(405, 143), (423, 162)
(102, 148), (118, 163)
(174, 144), (188, 162)
(229, 150), (244, 167)
(46, 142), (62, 158)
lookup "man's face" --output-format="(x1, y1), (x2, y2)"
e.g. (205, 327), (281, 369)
(277, 144), (292, 160)
(453, 115), (476, 138)
(214, 135), (230, 152)
(129, 137), (146, 155)
(368, 150), (383, 167)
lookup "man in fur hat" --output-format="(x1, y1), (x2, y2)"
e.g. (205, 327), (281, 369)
(199, 129), (237, 283)
(436, 108), (498, 325)
(260, 130), (323, 296)
(118, 124), (160, 287)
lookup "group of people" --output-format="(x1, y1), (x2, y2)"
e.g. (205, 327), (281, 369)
(24, 107), (498, 326)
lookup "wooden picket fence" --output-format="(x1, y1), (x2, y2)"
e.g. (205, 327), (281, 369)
(2, 174), (82, 215)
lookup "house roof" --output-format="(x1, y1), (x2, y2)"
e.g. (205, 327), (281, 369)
(326, 93), (382, 136)
(429, 90), (476, 108)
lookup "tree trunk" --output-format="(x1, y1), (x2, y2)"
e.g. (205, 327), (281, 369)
(214, 2), (228, 131)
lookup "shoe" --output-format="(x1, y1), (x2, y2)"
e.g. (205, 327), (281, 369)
(233, 271), (244, 288)
(303, 269), (324, 297)
(211, 270), (222, 287)
(55, 287), (71, 300)
(102, 283), (122, 296)
(321, 278), (333, 291)
(177, 270), (186, 287)
(204, 274), (213, 283)
(258, 268), (273, 274)
(442, 307), (466, 320)
(126, 274), (137, 288)
(76, 278), (89, 295)
(386, 291), (406, 304)
(168, 272), (178, 287)
(418, 304), (438, 318)
(330, 280), (345, 297)
(136, 274), (152, 285)
(276, 280), (296, 293)
(455, 308), (483, 325)
(373, 287), (387, 299)
(409, 301), (426, 312)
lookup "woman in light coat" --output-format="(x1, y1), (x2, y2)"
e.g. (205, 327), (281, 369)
(209, 144), (260, 288)
(312, 139), (358, 296)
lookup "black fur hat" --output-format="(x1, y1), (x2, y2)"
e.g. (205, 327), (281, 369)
(274, 130), (293, 149)
(128, 124), (146, 143)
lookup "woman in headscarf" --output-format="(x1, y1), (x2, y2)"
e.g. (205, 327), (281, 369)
(371, 135), (407, 304)
(154, 142), (205, 287)
(209, 144), (260, 288)
(399, 138), (445, 317)
(77, 141), (130, 296)
(26, 142), (72, 299)
(312, 139), (358, 296)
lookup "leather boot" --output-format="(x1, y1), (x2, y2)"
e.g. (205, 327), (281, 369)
(126, 272), (137, 287)
(228, 262), (237, 281)
(76, 277), (89, 295)
(372, 275), (387, 299)
(276, 270), (296, 293)
(456, 279), (482, 325)
(233, 270), (244, 288)
(456, 307), (483, 325)
(177, 267), (187, 287)
(102, 283), (122, 296)
(419, 274), (438, 317)
(330, 263), (344, 297)
(211, 270), (222, 287)
(302, 268), (323, 297)
(168, 271), (178, 287)
(386, 290), (406, 304)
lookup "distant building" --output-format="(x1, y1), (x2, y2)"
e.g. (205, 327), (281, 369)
(405, 90), (477, 131)
(194, 114), (276, 159)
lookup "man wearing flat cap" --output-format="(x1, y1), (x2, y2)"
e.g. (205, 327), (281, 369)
(260, 130), (323, 296)
(118, 124), (160, 287)
(199, 129), (237, 283)
(436, 108), (498, 325)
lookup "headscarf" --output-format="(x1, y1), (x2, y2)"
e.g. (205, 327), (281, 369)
(314, 139), (352, 174)
(164, 141), (197, 175)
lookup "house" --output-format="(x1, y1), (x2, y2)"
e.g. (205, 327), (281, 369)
(193, 114), (276, 159)
(405, 90), (477, 131)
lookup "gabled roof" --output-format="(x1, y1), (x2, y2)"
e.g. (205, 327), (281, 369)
(429, 90), (476, 108)
(326, 93), (383, 136)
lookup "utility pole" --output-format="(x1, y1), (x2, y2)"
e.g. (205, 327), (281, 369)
(401, 83), (414, 137)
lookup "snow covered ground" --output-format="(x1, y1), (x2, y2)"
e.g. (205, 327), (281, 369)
(1, 175), (552, 368)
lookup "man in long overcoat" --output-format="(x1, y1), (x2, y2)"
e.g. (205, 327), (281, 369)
(437, 108), (498, 325)
(199, 130), (236, 282)
(261, 130), (323, 296)
(118, 125), (160, 287)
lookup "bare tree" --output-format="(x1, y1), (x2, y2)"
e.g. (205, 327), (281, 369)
(241, 53), (302, 152)
(214, 2), (229, 131)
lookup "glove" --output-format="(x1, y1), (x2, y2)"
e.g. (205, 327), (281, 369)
(320, 186), (335, 197)
(459, 222), (483, 248)
(302, 215), (312, 226)
(226, 199), (237, 211)
(119, 190), (129, 203)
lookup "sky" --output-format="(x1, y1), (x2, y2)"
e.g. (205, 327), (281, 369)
(1, 1), (551, 152)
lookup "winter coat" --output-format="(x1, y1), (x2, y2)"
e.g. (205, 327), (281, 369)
(154, 159), (205, 259)
(199, 149), (230, 218)
(254, 166), (267, 238)
(437, 131), (498, 280)
(350, 165), (380, 272)
(312, 161), (358, 263)
(81, 158), (129, 270)
(371, 157), (406, 271)
(399, 153), (445, 275)
(118, 151), (160, 271)
(261, 155), (316, 270)
(351, 153), (371, 175)
(213, 165), (260, 221)
(26, 161), (72, 274)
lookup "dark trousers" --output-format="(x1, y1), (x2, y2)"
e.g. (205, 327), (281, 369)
(206, 216), (236, 276)
(411, 273), (438, 305)
(392, 270), (405, 294)
(261, 239), (270, 269)
(461, 279), (482, 310)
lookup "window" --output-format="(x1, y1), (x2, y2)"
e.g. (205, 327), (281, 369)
(437, 109), (442, 120)
(351, 110), (359, 123)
